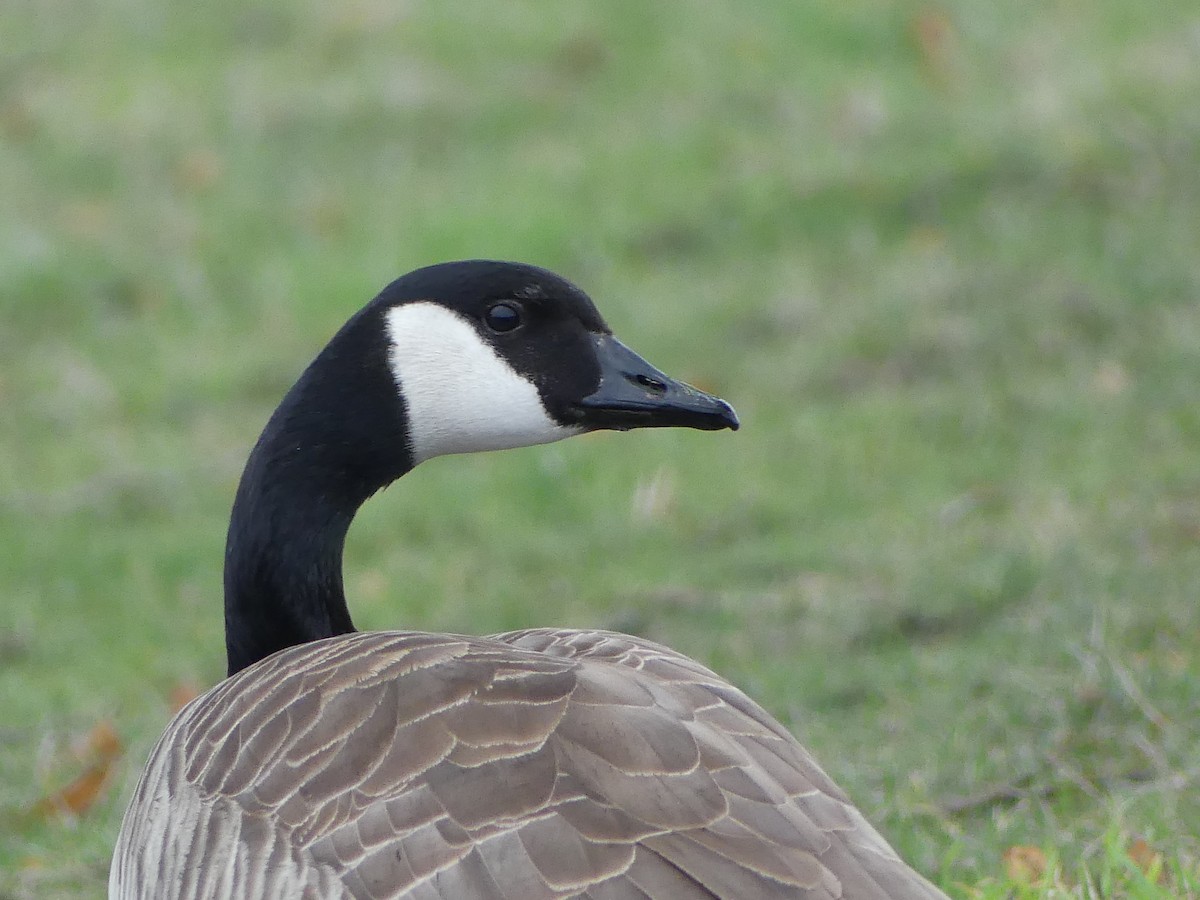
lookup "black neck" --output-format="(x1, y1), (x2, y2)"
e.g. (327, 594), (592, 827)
(223, 308), (411, 676)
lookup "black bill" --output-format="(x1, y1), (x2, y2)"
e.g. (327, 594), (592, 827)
(568, 334), (739, 432)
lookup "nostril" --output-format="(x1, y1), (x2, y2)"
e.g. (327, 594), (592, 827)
(628, 372), (668, 394)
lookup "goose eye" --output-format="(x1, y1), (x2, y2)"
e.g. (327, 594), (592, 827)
(484, 302), (523, 333)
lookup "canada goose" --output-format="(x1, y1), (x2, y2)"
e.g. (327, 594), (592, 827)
(110, 260), (947, 899)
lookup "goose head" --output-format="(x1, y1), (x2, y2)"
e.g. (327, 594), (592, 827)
(224, 260), (737, 674)
(379, 260), (738, 463)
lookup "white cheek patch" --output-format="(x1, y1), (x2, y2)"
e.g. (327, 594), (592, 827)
(385, 303), (581, 464)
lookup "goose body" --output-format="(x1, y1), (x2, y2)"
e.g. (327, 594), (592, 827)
(110, 261), (947, 899)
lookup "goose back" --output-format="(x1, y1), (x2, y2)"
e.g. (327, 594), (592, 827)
(111, 628), (945, 899)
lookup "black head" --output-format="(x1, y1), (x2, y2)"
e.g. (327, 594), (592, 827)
(366, 260), (738, 463)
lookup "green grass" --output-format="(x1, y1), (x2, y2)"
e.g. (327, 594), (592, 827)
(2, 0), (1199, 896)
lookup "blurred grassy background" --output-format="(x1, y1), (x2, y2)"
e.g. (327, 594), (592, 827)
(2, 0), (1198, 896)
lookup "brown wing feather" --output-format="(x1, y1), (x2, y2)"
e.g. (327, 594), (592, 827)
(110, 629), (946, 899)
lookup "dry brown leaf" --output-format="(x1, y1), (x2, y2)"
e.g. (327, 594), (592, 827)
(909, 8), (958, 87)
(32, 720), (123, 820)
(169, 681), (202, 713)
(32, 762), (113, 819)
(1003, 845), (1047, 884)
(82, 720), (122, 761)
(1128, 837), (1165, 883)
